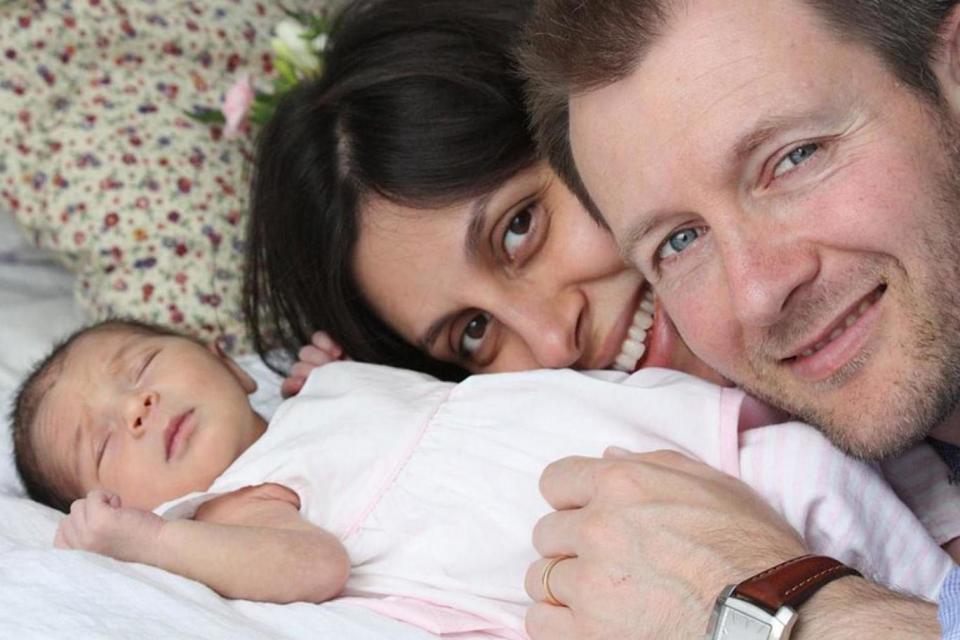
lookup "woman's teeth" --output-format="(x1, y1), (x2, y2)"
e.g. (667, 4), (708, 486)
(613, 291), (655, 372)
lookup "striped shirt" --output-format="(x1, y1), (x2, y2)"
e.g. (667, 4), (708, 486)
(942, 567), (960, 638)
(929, 438), (960, 639)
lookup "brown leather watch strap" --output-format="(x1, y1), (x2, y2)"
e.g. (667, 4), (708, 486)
(733, 555), (860, 612)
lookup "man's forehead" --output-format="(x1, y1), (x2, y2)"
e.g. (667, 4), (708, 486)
(569, 0), (873, 209)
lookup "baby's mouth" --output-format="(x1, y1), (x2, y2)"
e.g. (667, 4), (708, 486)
(164, 410), (193, 461)
(612, 288), (655, 372)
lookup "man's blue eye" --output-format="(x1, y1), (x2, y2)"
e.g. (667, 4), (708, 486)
(658, 228), (701, 260)
(773, 142), (819, 178)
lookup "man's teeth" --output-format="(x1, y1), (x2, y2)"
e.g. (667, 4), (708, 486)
(799, 297), (874, 358)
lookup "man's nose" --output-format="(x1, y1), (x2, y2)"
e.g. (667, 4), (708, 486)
(501, 288), (584, 368)
(721, 227), (819, 329)
(123, 391), (158, 436)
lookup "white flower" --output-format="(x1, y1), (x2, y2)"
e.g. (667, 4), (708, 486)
(271, 19), (320, 74)
(311, 33), (329, 53)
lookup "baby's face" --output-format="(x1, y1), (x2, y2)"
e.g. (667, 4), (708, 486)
(32, 327), (266, 510)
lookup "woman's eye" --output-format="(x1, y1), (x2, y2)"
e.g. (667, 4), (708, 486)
(503, 207), (533, 260)
(772, 142), (819, 178)
(657, 228), (702, 261)
(459, 313), (490, 358)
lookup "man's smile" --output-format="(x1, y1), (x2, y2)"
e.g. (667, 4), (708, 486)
(783, 285), (886, 382)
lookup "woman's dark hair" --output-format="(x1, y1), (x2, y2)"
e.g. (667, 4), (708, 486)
(245, 0), (537, 380)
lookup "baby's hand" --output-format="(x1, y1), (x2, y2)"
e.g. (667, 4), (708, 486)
(54, 490), (164, 563)
(281, 331), (348, 398)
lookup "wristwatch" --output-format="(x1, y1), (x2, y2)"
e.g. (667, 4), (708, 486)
(704, 555), (860, 639)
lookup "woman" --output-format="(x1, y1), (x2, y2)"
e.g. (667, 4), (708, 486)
(244, 0), (720, 386)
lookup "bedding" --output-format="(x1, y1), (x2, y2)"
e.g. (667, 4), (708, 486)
(0, 209), (440, 639)
(0, 0), (328, 355)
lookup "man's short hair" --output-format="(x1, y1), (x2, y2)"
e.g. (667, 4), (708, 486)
(520, 0), (960, 221)
(9, 318), (187, 513)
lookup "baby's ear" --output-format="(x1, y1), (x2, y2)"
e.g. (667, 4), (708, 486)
(207, 341), (258, 394)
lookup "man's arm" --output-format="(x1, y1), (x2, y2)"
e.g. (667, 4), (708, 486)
(799, 578), (937, 639)
(523, 450), (938, 639)
(55, 485), (350, 604)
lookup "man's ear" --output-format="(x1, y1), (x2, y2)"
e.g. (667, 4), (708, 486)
(933, 4), (960, 114)
(207, 341), (258, 394)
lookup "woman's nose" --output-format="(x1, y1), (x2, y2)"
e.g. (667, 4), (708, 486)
(504, 290), (584, 368)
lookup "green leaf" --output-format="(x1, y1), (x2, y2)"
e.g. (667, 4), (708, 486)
(274, 57), (299, 86)
(184, 108), (226, 124)
(249, 100), (277, 126)
(281, 7), (330, 37)
(272, 71), (297, 94)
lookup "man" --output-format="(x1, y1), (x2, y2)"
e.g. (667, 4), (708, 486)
(520, 0), (960, 638)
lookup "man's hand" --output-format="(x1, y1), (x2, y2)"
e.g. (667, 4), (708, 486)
(54, 490), (164, 563)
(281, 331), (348, 398)
(524, 448), (808, 639)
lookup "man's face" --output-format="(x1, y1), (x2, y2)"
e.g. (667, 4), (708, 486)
(569, 0), (960, 458)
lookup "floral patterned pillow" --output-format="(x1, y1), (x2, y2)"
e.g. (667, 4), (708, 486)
(0, 0), (320, 354)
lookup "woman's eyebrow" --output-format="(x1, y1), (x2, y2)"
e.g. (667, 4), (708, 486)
(416, 192), (499, 352)
(465, 192), (495, 260)
(419, 313), (455, 353)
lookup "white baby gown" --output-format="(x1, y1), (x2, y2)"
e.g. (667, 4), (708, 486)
(157, 363), (954, 639)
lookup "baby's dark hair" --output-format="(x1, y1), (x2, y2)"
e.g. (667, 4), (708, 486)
(10, 318), (186, 512)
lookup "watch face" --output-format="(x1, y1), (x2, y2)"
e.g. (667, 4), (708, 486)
(716, 608), (771, 639)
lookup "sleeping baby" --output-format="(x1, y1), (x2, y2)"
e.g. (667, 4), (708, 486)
(11, 319), (959, 638)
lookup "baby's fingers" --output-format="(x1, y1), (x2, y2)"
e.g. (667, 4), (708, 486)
(281, 376), (306, 399)
(297, 345), (341, 368)
(290, 361), (319, 379)
(85, 489), (119, 514)
(86, 489), (115, 505)
(310, 331), (344, 357)
(55, 510), (82, 549)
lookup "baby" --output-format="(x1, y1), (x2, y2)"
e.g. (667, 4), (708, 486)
(11, 319), (349, 604)
(11, 319), (959, 638)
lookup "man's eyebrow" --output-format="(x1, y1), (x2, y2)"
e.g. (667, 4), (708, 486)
(620, 217), (659, 265)
(728, 105), (847, 168)
(730, 115), (803, 166)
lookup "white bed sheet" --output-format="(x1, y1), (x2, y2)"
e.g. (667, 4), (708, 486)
(0, 211), (440, 639)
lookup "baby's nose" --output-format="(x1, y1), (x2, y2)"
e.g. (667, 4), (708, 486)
(126, 391), (158, 435)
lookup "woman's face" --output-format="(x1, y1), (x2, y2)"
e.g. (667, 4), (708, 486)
(354, 163), (724, 382)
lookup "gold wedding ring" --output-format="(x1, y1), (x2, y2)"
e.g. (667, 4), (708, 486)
(541, 556), (569, 606)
